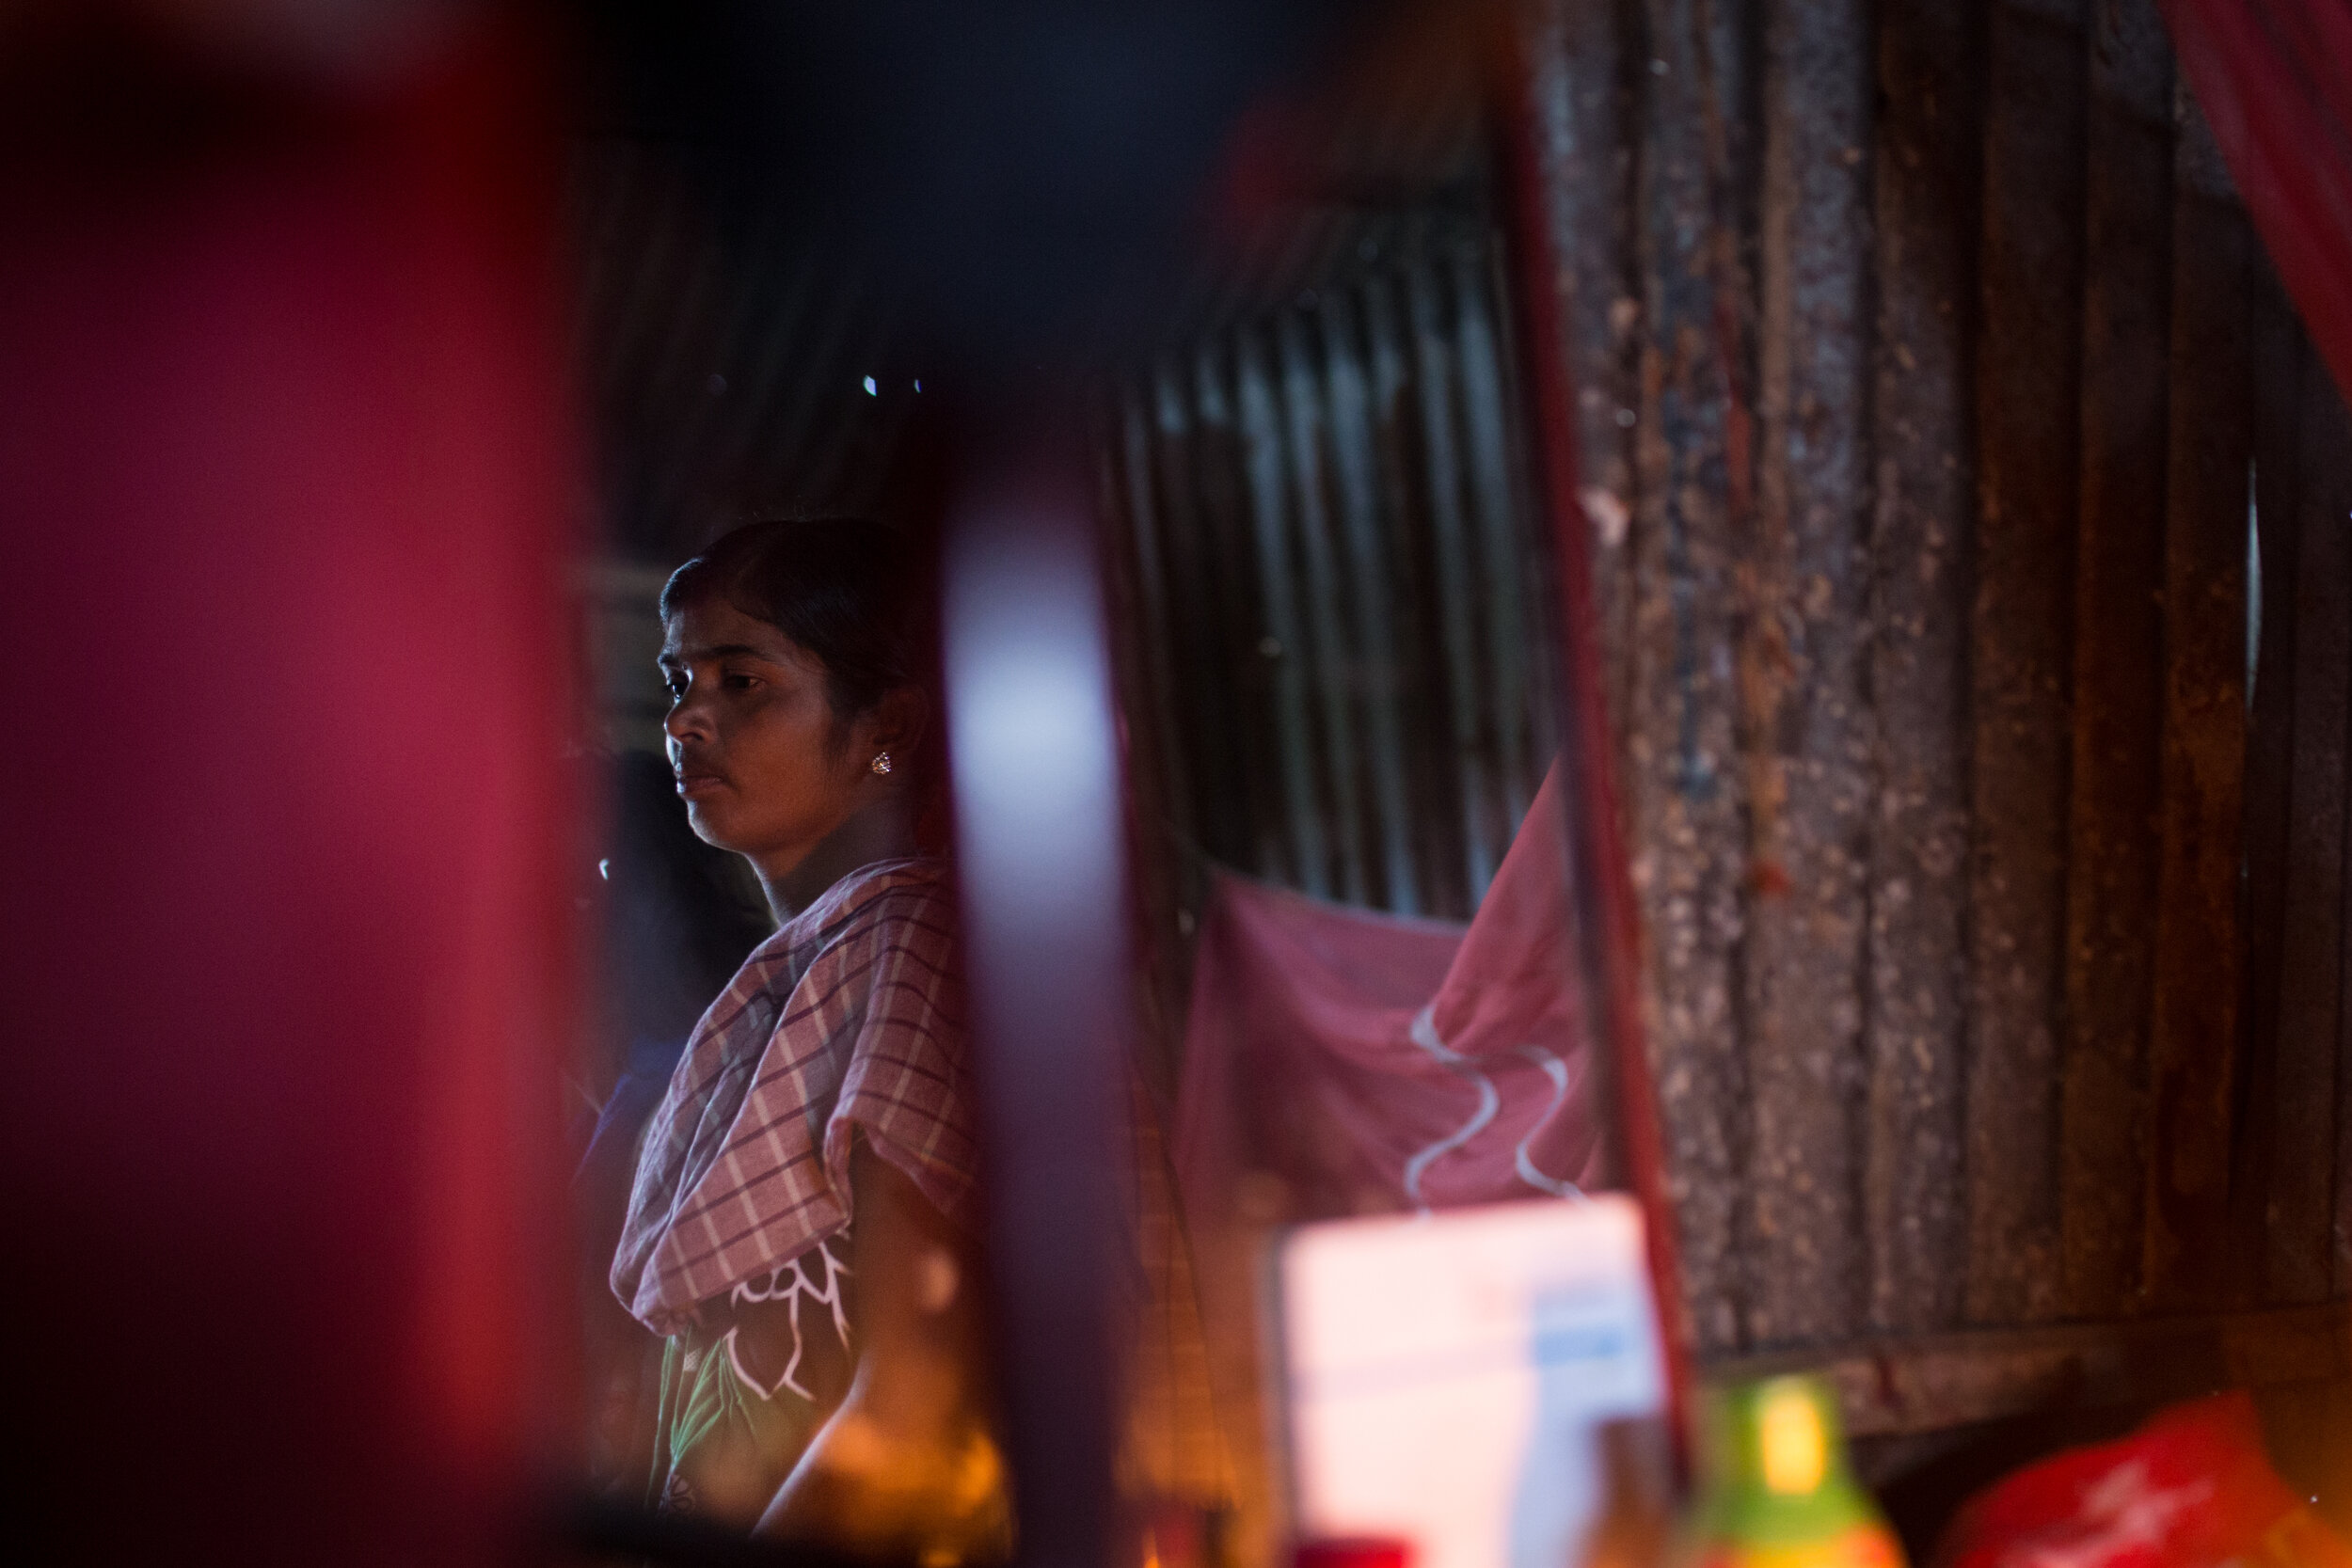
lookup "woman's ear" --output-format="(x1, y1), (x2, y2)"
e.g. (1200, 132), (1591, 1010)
(872, 685), (930, 763)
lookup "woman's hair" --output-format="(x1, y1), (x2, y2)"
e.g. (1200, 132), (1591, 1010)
(660, 517), (925, 721)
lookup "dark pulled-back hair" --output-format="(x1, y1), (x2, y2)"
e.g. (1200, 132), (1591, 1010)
(660, 518), (925, 719)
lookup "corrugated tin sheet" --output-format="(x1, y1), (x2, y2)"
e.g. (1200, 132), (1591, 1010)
(1101, 215), (1559, 927)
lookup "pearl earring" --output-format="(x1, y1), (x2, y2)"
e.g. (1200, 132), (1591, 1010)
(870, 752), (893, 776)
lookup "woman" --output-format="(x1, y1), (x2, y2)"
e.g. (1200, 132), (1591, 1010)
(609, 519), (1006, 1558)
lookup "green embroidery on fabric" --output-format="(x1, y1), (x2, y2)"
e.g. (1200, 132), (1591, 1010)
(650, 1325), (833, 1515)
(669, 1338), (752, 1474)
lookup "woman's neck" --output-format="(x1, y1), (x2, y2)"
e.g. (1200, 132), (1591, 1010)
(755, 795), (919, 925)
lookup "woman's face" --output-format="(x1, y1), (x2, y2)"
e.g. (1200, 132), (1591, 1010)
(659, 595), (879, 869)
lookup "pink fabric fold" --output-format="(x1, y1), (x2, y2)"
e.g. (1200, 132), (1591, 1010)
(612, 859), (977, 1336)
(2166, 0), (2352, 403)
(1173, 763), (1604, 1224)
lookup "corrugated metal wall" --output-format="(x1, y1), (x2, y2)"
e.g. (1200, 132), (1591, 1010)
(1526, 0), (2352, 1427)
(570, 141), (917, 562)
(1100, 216), (1560, 928)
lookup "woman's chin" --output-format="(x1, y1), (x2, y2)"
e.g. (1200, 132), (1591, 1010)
(681, 800), (741, 850)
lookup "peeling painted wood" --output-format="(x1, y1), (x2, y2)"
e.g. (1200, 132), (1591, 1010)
(2228, 274), (2307, 1309)
(1711, 1302), (2352, 1439)
(1625, 0), (1759, 1354)
(1528, 0), (1642, 742)
(1863, 0), (1982, 1338)
(1964, 0), (2087, 1327)
(2265, 326), (2350, 1305)
(1740, 0), (1876, 1350)
(2142, 114), (2251, 1312)
(2058, 0), (2172, 1320)
(2315, 378), (2352, 1300)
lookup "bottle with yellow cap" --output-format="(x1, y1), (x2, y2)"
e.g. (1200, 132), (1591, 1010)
(1679, 1375), (1904, 1568)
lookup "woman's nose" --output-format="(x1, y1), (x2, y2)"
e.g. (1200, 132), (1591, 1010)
(663, 692), (713, 743)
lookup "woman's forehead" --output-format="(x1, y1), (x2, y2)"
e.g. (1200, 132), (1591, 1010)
(659, 596), (807, 666)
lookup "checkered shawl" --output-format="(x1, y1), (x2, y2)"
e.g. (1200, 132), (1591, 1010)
(612, 857), (977, 1336)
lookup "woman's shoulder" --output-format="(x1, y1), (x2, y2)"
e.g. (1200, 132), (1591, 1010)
(790, 859), (965, 1044)
(800, 856), (958, 946)
(733, 859), (954, 986)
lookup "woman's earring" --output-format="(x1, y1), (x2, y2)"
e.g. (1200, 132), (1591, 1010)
(870, 752), (893, 776)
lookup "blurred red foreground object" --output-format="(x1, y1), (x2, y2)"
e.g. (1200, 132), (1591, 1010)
(0, 15), (575, 1567)
(1934, 1395), (2352, 1568)
(1295, 1536), (1416, 1568)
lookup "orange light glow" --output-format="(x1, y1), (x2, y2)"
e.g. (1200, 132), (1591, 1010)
(1759, 1385), (1827, 1496)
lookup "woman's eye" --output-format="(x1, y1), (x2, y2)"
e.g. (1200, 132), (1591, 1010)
(722, 672), (760, 691)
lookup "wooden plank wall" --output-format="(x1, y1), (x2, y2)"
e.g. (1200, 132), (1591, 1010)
(1530, 0), (2352, 1377)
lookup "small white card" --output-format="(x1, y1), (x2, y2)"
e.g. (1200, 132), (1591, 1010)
(1276, 1194), (1666, 1568)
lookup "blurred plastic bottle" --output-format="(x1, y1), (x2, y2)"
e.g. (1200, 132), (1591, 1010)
(1681, 1376), (1903, 1568)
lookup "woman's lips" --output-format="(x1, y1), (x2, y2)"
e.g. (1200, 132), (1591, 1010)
(674, 772), (727, 800)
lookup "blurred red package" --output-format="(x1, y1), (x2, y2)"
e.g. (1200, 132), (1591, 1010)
(1933, 1394), (2350, 1568)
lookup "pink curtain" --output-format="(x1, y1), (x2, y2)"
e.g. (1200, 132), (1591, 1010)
(1173, 764), (1604, 1225)
(2167, 0), (2352, 400)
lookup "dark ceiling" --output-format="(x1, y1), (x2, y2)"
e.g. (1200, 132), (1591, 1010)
(562, 0), (1493, 563)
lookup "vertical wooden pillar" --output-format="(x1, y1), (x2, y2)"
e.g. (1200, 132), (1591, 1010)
(2230, 269), (2308, 1308)
(1741, 0), (1877, 1349)
(1622, 0), (1763, 1354)
(2058, 0), (2174, 1320)
(2142, 94), (2251, 1313)
(2265, 330), (2351, 1305)
(1864, 0), (1983, 1338)
(1965, 0), (2088, 1328)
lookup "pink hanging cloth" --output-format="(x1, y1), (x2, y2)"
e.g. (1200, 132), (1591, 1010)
(1172, 762), (1604, 1224)
(2165, 0), (2352, 400)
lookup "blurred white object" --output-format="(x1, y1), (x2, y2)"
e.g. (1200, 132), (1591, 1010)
(1277, 1195), (1666, 1568)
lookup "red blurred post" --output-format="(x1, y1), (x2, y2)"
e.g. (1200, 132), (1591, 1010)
(0, 16), (578, 1564)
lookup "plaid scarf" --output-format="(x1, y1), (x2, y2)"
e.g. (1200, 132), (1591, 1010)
(612, 857), (977, 1336)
